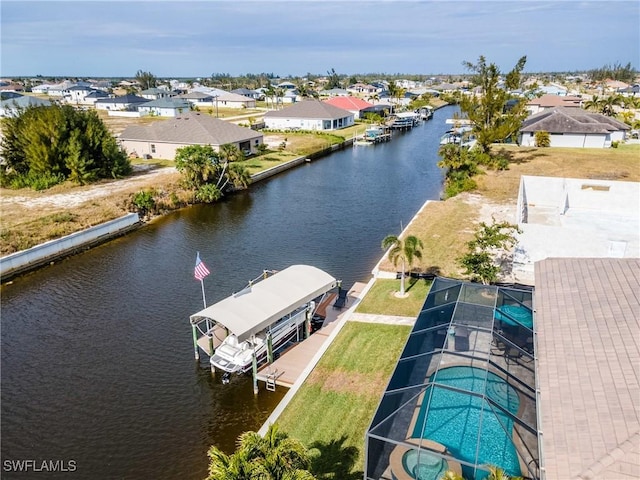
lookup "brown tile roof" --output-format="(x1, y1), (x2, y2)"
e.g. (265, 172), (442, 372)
(119, 113), (262, 145)
(527, 94), (583, 108)
(521, 107), (630, 134)
(535, 258), (640, 480)
(263, 100), (352, 120)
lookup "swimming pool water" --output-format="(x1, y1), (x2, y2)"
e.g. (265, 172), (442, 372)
(412, 366), (521, 479)
(495, 304), (533, 328)
(402, 449), (448, 480)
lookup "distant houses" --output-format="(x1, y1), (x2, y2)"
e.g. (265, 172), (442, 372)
(118, 112), (263, 160)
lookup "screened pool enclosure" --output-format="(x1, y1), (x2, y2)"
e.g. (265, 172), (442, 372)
(365, 278), (538, 480)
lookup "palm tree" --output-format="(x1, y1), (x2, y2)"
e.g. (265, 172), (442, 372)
(207, 424), (314, 480)
(440, 471), (464, 480)
(381, 234), (424, 296)
(485, 465), (523, 480)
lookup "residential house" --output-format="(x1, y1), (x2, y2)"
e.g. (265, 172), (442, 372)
(231, 88), (262, 100)
(63, 85), (96, 104)
(83, 90), (110, 105)
(318, 88), (350, 97)
(0, 95), (52, 117)
(619, 84), (640, 97)
(518, 107), (629, 148)
(525, 94), (583, 115)
(323, 96), (373, 120)
(0, 83), (25, 93)
(536, 84), (568, 96)
(176, 91), (216, 108)
(118, 112), (263, 160)
(94, 94), (149, 111)
(140, 87), (175, 100)
(137, 98), (192, 117)
(346, 83), (380, 96)
(215, 92), (257, 109)
(263, 100), (354, 131)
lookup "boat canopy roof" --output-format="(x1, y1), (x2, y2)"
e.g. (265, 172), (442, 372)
(189, 265), (337, 342)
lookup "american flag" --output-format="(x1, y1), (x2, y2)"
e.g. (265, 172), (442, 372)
(194, 252), (210, 281)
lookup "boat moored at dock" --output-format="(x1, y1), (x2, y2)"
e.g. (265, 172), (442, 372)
(189, 265), (338, 380)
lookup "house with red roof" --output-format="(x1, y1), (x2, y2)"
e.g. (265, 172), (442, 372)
(323, 96), (374, 119)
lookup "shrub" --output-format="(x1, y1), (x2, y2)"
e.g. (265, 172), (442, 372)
(131, 190), (156, 216)
(534, 130), (551, 147)
(611, 140), (619, 148)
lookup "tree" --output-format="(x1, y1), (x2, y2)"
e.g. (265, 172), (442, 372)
(459, 220), (521, 284)
(174, 144), (251, 203)
(460, 55), (528, 154)
(485, 465), (523, 480)
(325, 68), (342, 90)
(135, 70), (157, 90)
(381, 234), (424, 296)
(206, 424), (315, 480)
(437, 143), (479, 198)
(0, 104), (130, 189)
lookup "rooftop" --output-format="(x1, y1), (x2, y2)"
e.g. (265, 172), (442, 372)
(535, 258), (640, 480)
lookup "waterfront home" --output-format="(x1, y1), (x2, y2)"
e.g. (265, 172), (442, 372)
(518, 107), (629, 148)
(118, 112), (263, 160)
(263, 100), (354, 131)
(323, 96), (373, 119)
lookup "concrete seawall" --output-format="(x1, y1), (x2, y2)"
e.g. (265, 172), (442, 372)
(1, 213), (140, 282)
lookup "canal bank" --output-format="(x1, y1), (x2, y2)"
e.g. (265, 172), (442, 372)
(1, 105), (458, 480)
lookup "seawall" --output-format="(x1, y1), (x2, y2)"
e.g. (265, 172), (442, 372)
(0, 213), (141, 282)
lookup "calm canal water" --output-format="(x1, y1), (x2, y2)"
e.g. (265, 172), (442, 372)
(1, 106), (457, 479)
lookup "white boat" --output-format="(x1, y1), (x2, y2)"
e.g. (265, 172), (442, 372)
(189, 265), (338, 375)
(440, 126), (475, 146)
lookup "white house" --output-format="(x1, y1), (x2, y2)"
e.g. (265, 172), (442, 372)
(63, 85), (95, 104)
(137, 98), (192, 117)
(0, 95), (52, 117)
(263, 100), (354, 131)
(94, 94), (149, 111)
(118, 112), (263, 160)
(140, 87), (175, 100)
(519, 107), (629, 148)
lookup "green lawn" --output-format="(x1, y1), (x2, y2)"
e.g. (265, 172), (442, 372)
(356, 278), (432, 317)
(276, 322), (412, 476)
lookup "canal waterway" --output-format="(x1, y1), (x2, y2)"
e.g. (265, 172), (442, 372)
(1, 106), (457, 479)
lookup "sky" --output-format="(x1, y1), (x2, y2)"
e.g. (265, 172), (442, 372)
(1, 0), (639, 78)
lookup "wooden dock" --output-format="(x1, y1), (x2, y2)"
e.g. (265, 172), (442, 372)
(255, 282), (365, 389)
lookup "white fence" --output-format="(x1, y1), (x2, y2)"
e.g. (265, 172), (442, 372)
(1, 213), (140, 281)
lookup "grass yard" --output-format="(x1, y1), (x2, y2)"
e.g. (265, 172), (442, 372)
(355, 278), (432, 317)
(476, 144), (640, 203)
(276, 322), (412, 476)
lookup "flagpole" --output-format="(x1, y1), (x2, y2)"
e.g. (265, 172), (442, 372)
(200, 278), (207, 308)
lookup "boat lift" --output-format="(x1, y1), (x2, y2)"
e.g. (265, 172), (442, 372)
(189, 265), (338, 393)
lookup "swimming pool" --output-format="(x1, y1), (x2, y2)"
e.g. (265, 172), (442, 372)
(412, 366), (522, 479)
(495, 304), (533, 328)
